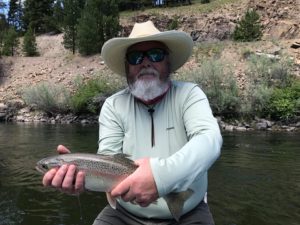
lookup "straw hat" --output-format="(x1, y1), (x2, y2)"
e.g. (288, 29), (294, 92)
(101, 21), (194, 76)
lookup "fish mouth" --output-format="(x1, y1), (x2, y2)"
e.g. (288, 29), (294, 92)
(35, 165), (47, 174)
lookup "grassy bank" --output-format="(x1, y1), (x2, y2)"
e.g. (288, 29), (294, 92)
(22, 49), (300, 123)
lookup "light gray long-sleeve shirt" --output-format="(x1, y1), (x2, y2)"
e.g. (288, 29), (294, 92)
(98, 80), (222, 219)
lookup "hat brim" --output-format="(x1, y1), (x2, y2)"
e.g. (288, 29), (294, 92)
(101, 31), (194, 76)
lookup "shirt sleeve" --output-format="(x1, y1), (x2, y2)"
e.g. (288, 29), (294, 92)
(150, 85), (222, 197)
(98, 99), (124, 155)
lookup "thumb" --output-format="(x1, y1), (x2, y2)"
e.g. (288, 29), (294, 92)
(57, 145), (71, 154)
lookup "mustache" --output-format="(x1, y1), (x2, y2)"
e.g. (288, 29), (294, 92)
(137, 68), (159, 78)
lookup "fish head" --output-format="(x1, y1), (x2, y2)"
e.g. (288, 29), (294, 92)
(36, 155), (64, 174)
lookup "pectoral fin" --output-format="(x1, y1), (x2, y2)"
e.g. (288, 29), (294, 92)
(106, 192), (117, 209)
(163, 189), (194, 222)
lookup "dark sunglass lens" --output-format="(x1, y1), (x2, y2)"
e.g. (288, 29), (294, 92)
(147, 49), (165, 62)
(127, 51), (143, 65)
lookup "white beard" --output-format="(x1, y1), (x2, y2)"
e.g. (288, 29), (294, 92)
(129, 78), (169, 101)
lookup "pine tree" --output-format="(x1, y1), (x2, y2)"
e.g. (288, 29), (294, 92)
(0, 14), (8, 55)
(22, 0), (56, 34)
(62, 0), (85, 54)
(77, 1), (100, 55)
(23, 26), (38, 56)
(233, 9), (262, 42)
(53, 0), (64, 32)
(77, 0), (119, 55)
(7, 0), (23, 30)
(2, 27), (19, 56)
(102, 0), (119, 40)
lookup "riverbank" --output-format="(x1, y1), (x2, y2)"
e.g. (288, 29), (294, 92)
(0, 103), (299, 132)
(1, 1), (299, 131)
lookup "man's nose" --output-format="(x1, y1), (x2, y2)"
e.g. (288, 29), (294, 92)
(140, 55), (152, 67)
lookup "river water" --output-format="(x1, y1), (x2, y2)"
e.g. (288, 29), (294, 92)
(0, 123), (299, 225)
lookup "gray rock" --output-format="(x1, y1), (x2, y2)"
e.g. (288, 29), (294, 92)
(256, 122), (268, 130)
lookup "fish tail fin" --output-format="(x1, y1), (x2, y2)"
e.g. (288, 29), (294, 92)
(163, 189), (194, 222)
(106, 192), (117, 209)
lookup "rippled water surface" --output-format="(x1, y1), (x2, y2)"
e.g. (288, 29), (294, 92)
(0, 123), (299, 225)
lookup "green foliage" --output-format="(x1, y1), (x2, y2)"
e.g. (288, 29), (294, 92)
(70, 76), (120, 114)
(233, 9), (262, 42)
(193, 42), (224, 63)
(240, 83), (273, 118)
(268, 81), (300, 121)
(247, 55), (293, 88)
(77, 0), (119, 55)
(62, 0), (85, 54)
(0, 14), (9, 55)
(241, 54), (296, 119)
(167, 16), (179, 30)
(191, 60), (240, 116)
(52, 0), (64, 32)
(22, 26), (39, 56)
(23, 0), (58, 33)
(22, 82), (71, 115)
(2, 27), (19, 56)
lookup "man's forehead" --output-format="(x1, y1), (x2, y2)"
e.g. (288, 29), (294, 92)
(127, 41), (168, 52)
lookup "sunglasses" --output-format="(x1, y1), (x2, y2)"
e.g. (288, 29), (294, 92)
(126, 48), (168, 65)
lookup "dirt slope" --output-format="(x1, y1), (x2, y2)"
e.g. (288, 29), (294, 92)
(0, 0), (299, 104)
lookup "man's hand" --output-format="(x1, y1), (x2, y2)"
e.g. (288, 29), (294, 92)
(110, 158), (158, 207)
(42, 145), (85, 194)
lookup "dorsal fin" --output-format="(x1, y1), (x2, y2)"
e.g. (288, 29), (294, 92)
(113, 153), (137, 170)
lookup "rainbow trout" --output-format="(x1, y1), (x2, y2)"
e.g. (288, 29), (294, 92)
(36, 153), (193, 221)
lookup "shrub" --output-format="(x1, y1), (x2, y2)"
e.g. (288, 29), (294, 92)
(193, 42), (224, 63)
(247, 54), (293, 88)
(167, 16), (179, 30)
(242, 55), (298, 119)
(190, 60), (240, 116)
(70, 76), (121, 114)
(22, 82), (71, 115)
(233, 9), (262, 42)
(240, 83), (273, 118)
(268, 81), (300, 121)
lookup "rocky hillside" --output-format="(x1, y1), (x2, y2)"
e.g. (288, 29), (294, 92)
(0, 0), (299, 106)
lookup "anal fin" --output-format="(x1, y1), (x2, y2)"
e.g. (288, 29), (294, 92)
(106, 192), (117, 209)
(163, 189), (194, 222)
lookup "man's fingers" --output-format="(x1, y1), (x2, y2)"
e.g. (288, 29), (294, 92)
(57, 145), (71, 154)
(51, 164), (68, 188)
(75, 171), (85, 192)
(121, 189), (136, 202)
(62, 165), (76, 190)
(138, 202), (150, 207)
(42, 168), (58, 186)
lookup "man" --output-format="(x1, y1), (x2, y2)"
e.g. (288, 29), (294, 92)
(43, 21), (222, 224)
